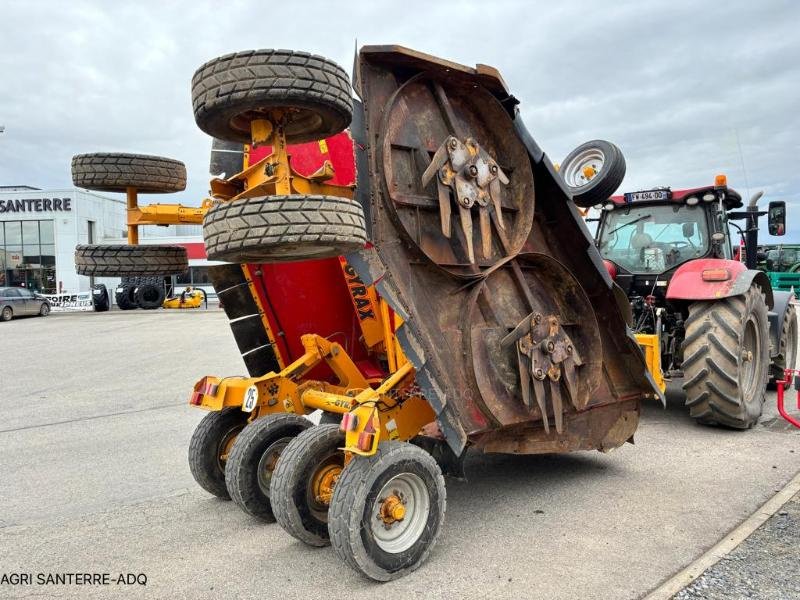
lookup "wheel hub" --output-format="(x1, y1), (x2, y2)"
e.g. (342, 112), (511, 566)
(312, 463), (342, 505)
(378, 494), (407, 525)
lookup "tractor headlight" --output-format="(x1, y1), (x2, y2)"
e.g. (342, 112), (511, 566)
(702, 192), (716, 202)
(603, 202), (616, 211)
(685, 196), (699, 206)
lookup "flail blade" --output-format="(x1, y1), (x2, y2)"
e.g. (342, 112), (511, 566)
(479, 208), (492, 258)
(421, 146), (448, 188)
(459, 204), (475, 263)
(489, 178), (505, 230)
(532, 373), (549, 434)
(437, 181), (452, 238)
(562, 357), (578, 407)
(550, 379), (564, 434)
(517, 346), (532, 410)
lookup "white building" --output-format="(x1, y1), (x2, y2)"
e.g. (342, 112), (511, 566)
(0, 186), (214, 299)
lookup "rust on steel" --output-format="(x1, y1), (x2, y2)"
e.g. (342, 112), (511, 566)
(350, 45), (659, 456)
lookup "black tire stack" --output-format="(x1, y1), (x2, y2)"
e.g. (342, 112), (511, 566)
(114, 277), (165, 310)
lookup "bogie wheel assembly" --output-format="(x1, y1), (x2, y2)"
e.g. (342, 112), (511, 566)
(270, 424), (345, 546)
(188, 407), (249, 499)
(224, 414), (312, 521)
(328, 442), (446, 581)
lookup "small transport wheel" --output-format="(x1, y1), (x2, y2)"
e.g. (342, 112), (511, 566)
(1, 306), (13, 321)
(682, 285), (770, 428)
(39, 303), (50, 316)
(225, 413), (312, 521)
(328, 441), (446, 581)
(271, 424), (345, 546)
(559, 140), (626, 208)
(192, 49), (353, 145)
(203, 195), (368, 263)
(75, 244), (188, 277)
(188, 408), (249, 499)
(72, 153), (186, 194)
(135, 283), (166, 310)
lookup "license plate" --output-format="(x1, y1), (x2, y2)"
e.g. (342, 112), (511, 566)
(624, 190), (671, 202)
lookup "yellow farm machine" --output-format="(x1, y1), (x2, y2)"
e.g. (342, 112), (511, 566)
(72, 46), (659, 580)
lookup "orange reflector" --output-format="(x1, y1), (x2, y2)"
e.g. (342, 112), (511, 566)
(190, 391), (203, 406)
(357, 431), (375, 452)
(714, 174), (727, 188)
(340, 412), (358, 432)
(702, 268), (730, 282)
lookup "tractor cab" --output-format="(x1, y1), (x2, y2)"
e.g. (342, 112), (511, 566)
(596, 182), (742, 300)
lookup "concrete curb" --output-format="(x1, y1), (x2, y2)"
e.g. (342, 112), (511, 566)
(642, 470), (800, 600)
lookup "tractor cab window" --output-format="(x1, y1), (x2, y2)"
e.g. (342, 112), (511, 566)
(598, 204), (710, 273)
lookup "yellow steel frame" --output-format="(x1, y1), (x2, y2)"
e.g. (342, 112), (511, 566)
(117, 109), (436, 456)
(635, 333), (666, 393)
(190, 333), (434, 455)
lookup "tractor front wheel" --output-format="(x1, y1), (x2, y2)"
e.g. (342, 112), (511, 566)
(271, 424), (345, 546)
(188, 408), (249, 499)
(328, 442), (446, 581)
(224, 414), (311, 521)
(682, 285), (769, 428)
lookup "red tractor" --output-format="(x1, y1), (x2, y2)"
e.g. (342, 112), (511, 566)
(559, 140), (796, 428)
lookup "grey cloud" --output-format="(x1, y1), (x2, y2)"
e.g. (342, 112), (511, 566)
(1, 0), (797, 241)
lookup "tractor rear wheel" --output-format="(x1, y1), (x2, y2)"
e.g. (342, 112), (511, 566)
(192, 49), (353, 145)
(773, 304), (798, 387)
(271, 424), (345, 547)
(202, 195), (367, 263)
(328, 442), (446, 581)
(72, 153), (186, 194)
(682, 285), (769, 428)
(188, 408), (249, 499)
(75, 244), (188, 276)
(224, 413), (311, 521)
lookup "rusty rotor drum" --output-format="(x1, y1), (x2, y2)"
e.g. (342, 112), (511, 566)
(464, 253), (602, 433)
(376, 72), (535, 277)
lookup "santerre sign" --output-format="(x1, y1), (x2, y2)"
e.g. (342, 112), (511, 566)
(0, 197), (72, 213)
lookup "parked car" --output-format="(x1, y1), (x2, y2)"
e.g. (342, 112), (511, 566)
(0, 287), (51, 321)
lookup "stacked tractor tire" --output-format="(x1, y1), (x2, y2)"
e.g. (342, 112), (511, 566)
(114, 277), (166, 310)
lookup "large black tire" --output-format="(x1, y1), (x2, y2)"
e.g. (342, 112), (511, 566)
(560, 140), (626, 208)
(203, 195), (367, 263)
(192, 49), (353, 145)
(271, 424), (345, 547)
(114, 284), (138, 310)
(135, 283), (166, 310)
(72, 153), (186, 193)
(91, 284), (110, 312)
(772, 304), (798, 387)
(225, 413), (311, 521)
(75, 245), (188, 276)
(328, 442), (446, 581)
(682, 286), (770, 428)
(188, 408), (249, 499)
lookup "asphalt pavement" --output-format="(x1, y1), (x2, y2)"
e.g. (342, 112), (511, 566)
(0, 310), (798, 599)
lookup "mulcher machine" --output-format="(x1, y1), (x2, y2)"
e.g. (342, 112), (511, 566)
(73, 46), (659, 580)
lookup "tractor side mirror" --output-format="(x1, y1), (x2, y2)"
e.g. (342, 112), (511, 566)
(768, 201), (786, 236)
(682, 222), (695, 237)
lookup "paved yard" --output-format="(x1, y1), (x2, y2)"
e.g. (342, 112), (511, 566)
(0, 310), (798, 599)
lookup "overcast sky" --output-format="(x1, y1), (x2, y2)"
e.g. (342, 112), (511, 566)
(1, 0), (798, 242)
